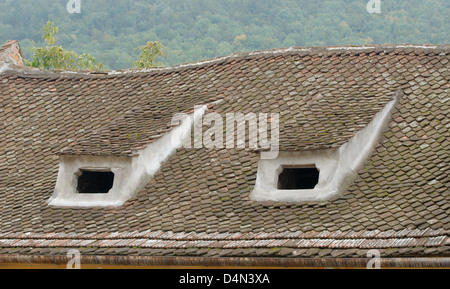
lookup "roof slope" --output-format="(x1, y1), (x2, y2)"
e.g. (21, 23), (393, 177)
(0, 44), (449, 264)
(61, 46), (399, 156)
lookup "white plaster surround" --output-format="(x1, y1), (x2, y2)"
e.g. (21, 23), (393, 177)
(48, 155), (132, 207)
(48, 105), (208, 207)
(250, 96), (398, 203)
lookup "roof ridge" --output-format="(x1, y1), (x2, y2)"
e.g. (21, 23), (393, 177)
(107, 43), (449, 75)
(4, 43), (448, 78)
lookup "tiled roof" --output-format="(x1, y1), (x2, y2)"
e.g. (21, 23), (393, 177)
(61, 46), (399, 156)
(0, 43), (449, 264)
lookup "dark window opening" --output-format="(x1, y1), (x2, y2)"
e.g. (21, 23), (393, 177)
(77, 170), (114, 194)
(277, 166), (319, 190)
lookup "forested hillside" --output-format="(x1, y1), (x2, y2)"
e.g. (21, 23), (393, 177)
(0, 0), (448, 70)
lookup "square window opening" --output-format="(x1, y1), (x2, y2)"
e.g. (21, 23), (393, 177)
(277, 165), (319, 190)
(76, 170), (115, 194)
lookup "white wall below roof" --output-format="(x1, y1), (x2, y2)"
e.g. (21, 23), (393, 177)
(250, 96), (398, 203)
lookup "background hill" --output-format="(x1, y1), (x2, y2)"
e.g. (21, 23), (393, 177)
(0, 0), (448, 70)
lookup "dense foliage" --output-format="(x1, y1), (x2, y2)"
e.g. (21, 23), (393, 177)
(0, 0), (448, 70)
(132, 41), (167, 68)
(27, 21), (103, 70)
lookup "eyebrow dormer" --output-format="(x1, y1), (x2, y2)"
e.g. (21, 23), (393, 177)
(48, 104), (209, 207)
(250, 95), (398, 203)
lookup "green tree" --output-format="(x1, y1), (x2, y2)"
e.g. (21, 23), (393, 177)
(132, 41), (167, 68)
(26, 21), (103, 70)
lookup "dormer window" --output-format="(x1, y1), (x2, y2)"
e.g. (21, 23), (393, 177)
(250, 96), (398, 203)
(48, 155), (133, 207)
(277, 165), (319, 190)
(48, 103), (210, 208)
(250, 151), (336, 203)
(76, 170), (115, 194)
